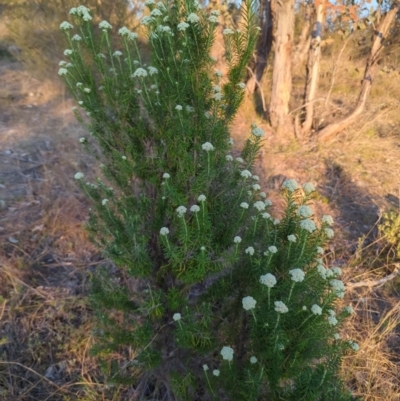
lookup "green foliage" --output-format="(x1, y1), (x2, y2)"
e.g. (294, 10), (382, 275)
(379, 210), (400, 258)
(59, 2), (356, 400)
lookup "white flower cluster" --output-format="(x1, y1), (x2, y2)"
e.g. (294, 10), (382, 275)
(259, 273), (277, 288)
(300, 219), (316, 233)
(69, 5), (92, 21)
(245, 246), (254, 256)
(287, 234), (296, 242)
(58, 68), (68, 76)
(60, 21), (73, 31)
(251, 126), (264, 137)
(311, 304), (322, 315)
(322, 215), (334, 226)
(242, 296), (256, 310)
(253, 201), (265, 212)
(282, 179), (298, 192)
(220, 346), (234, 361)
(176, 206), (187, 217)
(325, 228), (334, 238)
(187, 13), (200, 23)
(74, 172), (84, 180)
(330, 279), (345, 298)
(148, 66), (158, 76)
(99, 20), (112, 30)
(202, 142), (214, 152)
(289, 268), (305, 282)
(178, 21), (190, 31)
(190, 205), (200, 213)
(233, 236), (242, 244)
(250, 356), (257, 364)
(141, 16), (154, 26)
(173, 313), (181, 321)
(132, 68), (148, 78)
(160, 227), (169, 236)
(274, 301), (289, 314)
(241, 170), (252, 179)
(240, 202), (249, 209)
(72, 34), (82, 41)
(198, 194), (206, 202)
(297, 205), (313, 218)
(223, 28), (234, 35)
(302, 182), (316, 194)
(163, 172), (170, 179)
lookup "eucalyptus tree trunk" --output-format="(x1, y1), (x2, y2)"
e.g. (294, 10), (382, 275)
(292, 2), (312, 67)
(300, 0), (325, 137)
(246, 0), (273, 94)
(269, 0), (296, 133)
(316, 2), (400, 142)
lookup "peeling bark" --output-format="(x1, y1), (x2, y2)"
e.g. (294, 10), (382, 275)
(269, 0), (296, 132)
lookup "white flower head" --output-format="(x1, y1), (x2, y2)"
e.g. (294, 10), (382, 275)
(274, 301), (289, 314)
(303, 182), (316, 194)
(345, 305), (354, 314)
(141, 16), (154, 26)
(84, 88), (91, 93)
(69, 7), (77, 15)
(264, 199), (272, 206)
(289, 268), (305, 283)
(177, 21), (190, 31)
(245, 246), (255, 256)
(215, 69), (222, 77)
(99, 20), (112, 30)
(331, 266), (342, 276)
(297, 205), (313, 218)
(190, 205), (200, 213)
(132, 68), (148, 78)
(58, 68), (68, 76)
(203, 364), (209, 371)
(148, 66), (158, 75)
(175, 105), (183, 111)
(334, 333), (340, 340)
(328, 316), (338, 326)
(160, 227), (169, 236)
(208, 15), (219, 23)
(233, 236), (242, 244)
(113, 50), (122, 57)
(259, 192), (267, 198)
(268, 246), (277, 254)
(59, 61), (67, 66)
(317, 264), (327, 279)
(74, 172), (84, 180)
(311, 304), (322, 315)
(187, 13), (200, 23)
(213, 92), (223, 101)
(287, 234), (296, 242)
(252, 127), (265, 137)
(226, 155), (233, 161)
(163, 173), (170, 179)
(220, 346), (234, 361)
(202, 142), (214, 152)
(145, 0), (156, 5)
(72, 34), (82, 41)
(198, 194), (206, 202)
(273, 218), (280, 225)
(176, 206), (187, 217)
(242, 296), (257, 311)
(317, 246), (324, 254)
(118, 27), (131, 36)
(173, 313), (181, 321)
(260, 273), (277, 288)
(253, 184), (261, 191)
(64, 49), (73, 56)
(253, 201), (265, 211)
(349, 341), (359, 351)
(60, 21), (73, 31)
(237, 82), (246, 89)
(240, 202), (249, 209)
(241, 170), (252, 179)
(300, 219), (316, 233)
(102, 199), (109, 206)
(150, 8), (163, 16)
(322, 215), (334, 226)
(223, 28), (234, 35)
(250, 356), (257, 364)
(213, 369), (220, 376)
(282, 179), (299, 192)
(330, 279), (345, 298)
(79, 137), (85, 143)
(324, 228), (334, 238)
(128, 32), (139, 41)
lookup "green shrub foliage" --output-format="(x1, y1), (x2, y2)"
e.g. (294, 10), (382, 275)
(60, 2), (357, 400)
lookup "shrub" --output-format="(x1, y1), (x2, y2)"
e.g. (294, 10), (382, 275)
(59, 2), (357, 399)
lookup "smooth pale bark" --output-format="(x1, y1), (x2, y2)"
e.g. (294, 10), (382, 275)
(300, 0), (325, 137)
(269, 0), (296, 132)
(317, 2), (400, 142)
(246, 0), (273, 94)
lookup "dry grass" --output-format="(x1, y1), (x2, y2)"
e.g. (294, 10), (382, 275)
(1, 14), (400, 401)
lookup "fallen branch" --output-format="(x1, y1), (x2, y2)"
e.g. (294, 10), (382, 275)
(347, 265), (400, 289)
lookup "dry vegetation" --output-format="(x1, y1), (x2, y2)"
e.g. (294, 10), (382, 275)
(1, 7), (400, 401)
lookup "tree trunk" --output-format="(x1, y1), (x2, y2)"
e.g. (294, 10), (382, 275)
(269, 0), (296, 133)
(300, 0), (325, 137)
(246, 0), (273, 94)
(316, 2), (400, 142)
(292, 3), (312, 67)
